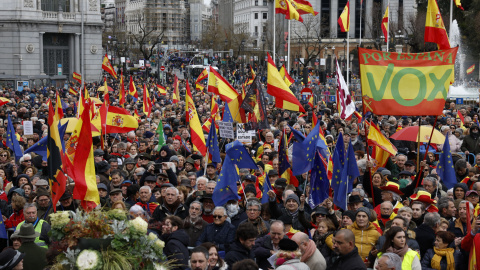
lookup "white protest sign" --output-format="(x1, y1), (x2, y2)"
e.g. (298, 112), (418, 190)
(236, 123), (255, 144)
(218, 121), (234, 139)
(23, 121), (33, 135)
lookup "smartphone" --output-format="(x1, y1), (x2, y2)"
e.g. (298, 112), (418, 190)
(154, 163), (162, 174)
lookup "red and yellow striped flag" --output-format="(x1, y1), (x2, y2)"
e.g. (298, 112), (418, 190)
(143, 84), (152, 117)
(72, 102), (100, 209)
(275, 0), (303, 22)
(195, 68), (208, 91)
(467, 64), (475, 75)
(173, 75), (180, 104)
(119, 74), (126, 106)
(69, 87), (78, 96)
(72, 72), (82, 84)
(308, 95), (314, 108)
(129, 76), (138, 99)
(381, 6), (389, 43)
(292, 0), (318, 16)
(279, 65), (294, 87)
(267, 53), (305, 112)
(455, 0), (464, 10)
(337, 1), (350, 32)
(208, 67), (240, 102)
(101, 53), (117, 79)
(425, 0), (450, 50)
(157, 84), (167, 95)
(55, 93), (64, 119)
(186, 81), (206, 156)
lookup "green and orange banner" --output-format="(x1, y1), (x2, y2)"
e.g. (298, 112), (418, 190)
(359, 47), (458, 116)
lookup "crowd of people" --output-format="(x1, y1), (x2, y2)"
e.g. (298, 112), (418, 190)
(0, 67), (479, 270)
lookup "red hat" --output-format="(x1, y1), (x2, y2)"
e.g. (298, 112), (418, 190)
(410, 191), (437, 205)
(379, 182), (404, 196)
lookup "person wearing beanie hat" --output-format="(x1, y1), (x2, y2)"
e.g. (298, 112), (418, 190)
(345, 207), (381, 263)
(35, 188), (53, 222)
(267, 190), (311, 232)
(274, 238), (309, 270)
(0, 249), (25, 270)
(341, 210), (356, 227)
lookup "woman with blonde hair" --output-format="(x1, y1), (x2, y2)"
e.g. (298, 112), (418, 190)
(274, 238), (309, 270)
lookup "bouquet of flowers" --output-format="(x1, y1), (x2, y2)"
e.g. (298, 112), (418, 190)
(48, 210), (172, 270)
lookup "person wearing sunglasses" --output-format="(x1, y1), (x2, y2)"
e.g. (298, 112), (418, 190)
(196, 206), (236, 252)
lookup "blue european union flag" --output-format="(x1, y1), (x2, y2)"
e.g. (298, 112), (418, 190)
(0, 209), (7, 239)
(437, 135), (457, 189)
(225, 141), (257, 169)
(331, 132), (345, 191)
(212, 157), (241, 206)
(207, 118), (221, 166)
(6, 115), (23, 161)
(278, 130), (290, 176)
(309, 151), (330, 209)
(222, 103), (234, 123)
(334, 141), (358, 210)
(261, 173), (272, 204)
(292, 122), (322, 175)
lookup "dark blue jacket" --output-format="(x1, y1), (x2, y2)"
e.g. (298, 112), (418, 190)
(224, 241), (254, 270)
(196, 221), (236, 251)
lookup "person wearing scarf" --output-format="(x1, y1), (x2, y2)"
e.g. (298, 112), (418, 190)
(374, 226), (421, 270)
(292, 232), (327, 270)
(421, 231), (462, 270)
(243, 198), (270, 237)
(274, 238), (310, 270)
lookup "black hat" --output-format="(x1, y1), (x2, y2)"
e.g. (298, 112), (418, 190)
(0, 249), (25, 270)
(399, 170), (413, 176)
(180, 179), (192, 188)
(278, 238), (299, 251)
(268, 170), (279, 177)
(97, 183), (108, 191)
(348, 195), (362, 204)
(191, 154), (203, 160)
(342, 210), (356, 222)
(278, 215), (293, 225)
(95, 161), (111, 174)
(199, 193), (213, 203)
(109, 188), (122, 195)
(405, 160), (415, 167)
(144, 176), (156, 182)
(94, 149), (104, 157)
(244, 184), (257, 196)
(60, 191), (72, 201)
(138, 153), (152, 160)
(160, 183), (174, 189)
(185, 157), (195, 165)
(124, 157), (136, 165)
(274, 178), (287, 188)
(243, 174), (256, 182)
(312, 206), (329, 216)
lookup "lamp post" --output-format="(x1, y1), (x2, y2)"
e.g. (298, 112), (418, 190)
(318, 39), (322, 72)
(262, 36), (266, 68)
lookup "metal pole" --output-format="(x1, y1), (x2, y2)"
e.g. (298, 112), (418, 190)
(287, 20), (291, 72)
(449, 0), (453, 39)
(273, 2), (276, 64)
(347, 36), (350, 89)
(81, 0), (84, 89)
(386, 0), (389, 52)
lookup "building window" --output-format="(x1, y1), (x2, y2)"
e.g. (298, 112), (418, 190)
(263, 12), (267, 19)
(263, 0), (267, 6)
(255, 0), (258, 6)
(254, 13), (258, 19)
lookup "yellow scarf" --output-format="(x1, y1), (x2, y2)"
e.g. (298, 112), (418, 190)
(431, 247), (455, 270)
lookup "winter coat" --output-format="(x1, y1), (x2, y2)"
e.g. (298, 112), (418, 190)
(461, 133), (480, 154)
(160, 229), (190, 270)
(276, 258), (310, 270)
(195, 221), (236, 251)
(229, 210), (247, 229)
(252, 234), (288, 270)
(346, 222), (381, 260)
(151, 202), (188, 222)
(269, 199), (311, 231)
(224, 241), (254, 270)
(36, 202), (53, 223)
(5, 209), (24, 229)
(327, 246), (367, 270)
(414, 223), (437, 257)
(18, 241), (48, 270)
(420, 248), (463, 270)
(183, 217), (208, 247)
(304, 248), (327, 270)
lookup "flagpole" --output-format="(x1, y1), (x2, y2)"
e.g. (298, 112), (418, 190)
(204, 148), (209, 176)
(449, 0), (453, 39)
(347, 33), (350, 89)
(287, 20), (291, 72)
(273, 2), (276, 65)
(386, 1), (389, 52)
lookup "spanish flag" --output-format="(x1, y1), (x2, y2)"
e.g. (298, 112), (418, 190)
(467, 64), (475, 75)
(134, 108), (141, 122)
(69, 87), (78, 96)
(129, 76), (138, 99)
(367, 122), (397, 156)
(308, 95), (314, 108)
(101, 53), (117, 79)
(195, 68), (208, 91)
(267, 53), (305, 112)
(425, 0), (450, 50)
(143, 84), (152, 117)
(173, 75), (180, 104)
(279, 65), (294, 87)
(119, 74), (126, 106)
(185, 81), (207, 156)
(292, 0), (318, 16)
(381, 6), (389, 43)
(455, 0), (464, 10)
(157, 84), (167, 95)
(72, 72), (82, 84)
(95, 105), (139, 134)
(55, 93), (64, 119)
(337, 1), (350, 32)
(72, 102), (100, 209)
(275, 0), (303, 22)
(47, 102), (67, 211)
(208, 67), (240, 102)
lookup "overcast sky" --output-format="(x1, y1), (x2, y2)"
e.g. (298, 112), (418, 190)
(204, 0), (211, 5)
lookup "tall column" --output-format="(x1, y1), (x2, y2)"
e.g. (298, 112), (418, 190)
(75, 33), (80, 73)
(349, 0), (355, 39)
(365, 0), (373, 38)
(330, 0), (338, 38)
(39, 32), (45, 74)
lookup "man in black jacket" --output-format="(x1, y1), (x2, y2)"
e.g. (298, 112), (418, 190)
(327, 229), (366, 270)
(224, 222), (258, 270)
(414, 212), (441, 257)
(252, 220), (287, 270)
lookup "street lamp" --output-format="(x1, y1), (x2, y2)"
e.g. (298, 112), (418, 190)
(318, 39), (322, 71)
